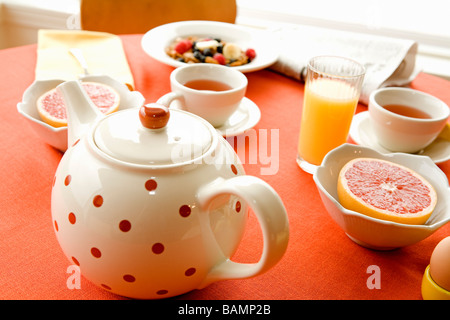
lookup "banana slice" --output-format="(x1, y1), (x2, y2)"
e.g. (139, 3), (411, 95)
(195, 40), (219, 51)
(223, 43), (241, 60)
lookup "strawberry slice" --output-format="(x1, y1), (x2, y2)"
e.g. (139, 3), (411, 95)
(245, 48), (256, 61)
(175, 40), (192, 54)
(213, 53), (226, 65)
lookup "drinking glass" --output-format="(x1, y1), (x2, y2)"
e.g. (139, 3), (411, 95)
(297, 56), (365, 173)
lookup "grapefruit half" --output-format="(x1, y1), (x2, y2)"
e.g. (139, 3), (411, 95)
(37, 82), (120, 128)
(337, 158), (437, 225)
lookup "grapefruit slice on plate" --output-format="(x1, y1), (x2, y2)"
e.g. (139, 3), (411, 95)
(337, 158), (437, 225)
(37, 82), (120, 128)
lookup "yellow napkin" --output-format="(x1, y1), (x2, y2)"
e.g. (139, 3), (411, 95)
(35, 29), (134, 89)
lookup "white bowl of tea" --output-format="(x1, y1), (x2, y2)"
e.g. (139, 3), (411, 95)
(368, 87), (449, 153)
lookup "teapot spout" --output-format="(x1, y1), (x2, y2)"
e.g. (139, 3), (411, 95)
(57, 80), (103, 147)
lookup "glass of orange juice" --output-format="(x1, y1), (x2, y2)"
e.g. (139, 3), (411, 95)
(297, 56), (365, 173)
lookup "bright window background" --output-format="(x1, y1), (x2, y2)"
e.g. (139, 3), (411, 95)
(236, 0), (450, 48)
(236, 0), (450, 78)
(1, 0), (449, 77)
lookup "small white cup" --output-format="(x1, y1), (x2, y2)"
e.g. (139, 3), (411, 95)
(157, 64), (247, 127)
(369, 87), (449, 153)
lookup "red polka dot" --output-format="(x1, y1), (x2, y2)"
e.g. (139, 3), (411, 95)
(235, 201), (241, 213)
(101, 284), (111, 290)
(185, 268), (196, 276)
(179, 205), (191, 217)
(53, 175), (56, 187)
(231, 164), (238, 175)
(64, 175), (72, 186)
(145, 179), (157, 192)
(157, 289), (168, 295)
(93, 195), (103, 207)
(54, 220), (58, 232)
(152, 243), (164, 254)
(91, 247), (101, 258)
(119, 220), (131, 232)
(123, 274), (135, 282)
(68, 212), (76, 224)
(72, 257), (80, 266)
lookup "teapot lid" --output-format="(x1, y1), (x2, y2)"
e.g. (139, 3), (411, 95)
(93, 104), (214, 166)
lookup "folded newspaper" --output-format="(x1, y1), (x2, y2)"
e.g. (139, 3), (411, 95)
(268, 25), (419, 105)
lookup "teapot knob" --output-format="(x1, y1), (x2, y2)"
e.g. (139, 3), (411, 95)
(139, 103), (170, 129)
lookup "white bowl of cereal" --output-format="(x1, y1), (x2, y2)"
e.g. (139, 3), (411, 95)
(141, 20), (279, 73)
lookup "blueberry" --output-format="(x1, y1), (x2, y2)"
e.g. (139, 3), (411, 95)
(193, 51), (205, 62)
(216, 44), (223, 53)
(203, 48), (213, 57)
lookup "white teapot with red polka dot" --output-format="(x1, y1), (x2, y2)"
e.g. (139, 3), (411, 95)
(51, 80), (289, 299)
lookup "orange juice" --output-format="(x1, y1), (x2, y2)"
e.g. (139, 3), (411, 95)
(298, 78), (359, 166)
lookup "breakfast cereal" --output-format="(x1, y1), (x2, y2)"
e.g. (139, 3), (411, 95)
(165, 36), (256, 67)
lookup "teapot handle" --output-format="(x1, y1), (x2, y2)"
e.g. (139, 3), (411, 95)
(196, 175), (289, 288)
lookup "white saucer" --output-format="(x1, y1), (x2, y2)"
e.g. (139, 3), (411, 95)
(215, 97), (261, 137)
(169, 97), (261, 137)
(349, 111), (450, 164)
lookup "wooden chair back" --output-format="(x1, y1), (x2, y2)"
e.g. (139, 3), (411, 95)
(80, 0), (237, 34)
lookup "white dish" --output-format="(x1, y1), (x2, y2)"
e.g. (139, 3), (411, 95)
(17, 75), (145, 152)
(350, 111), (450, 164)
(141, 20), (279, 73)
(170, 97), (261, 137)
(313, 143), (450, 250)
(216, 97), (261, 137)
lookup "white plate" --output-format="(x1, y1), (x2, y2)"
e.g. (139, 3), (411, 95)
(141, 20), (279, 73)
(169, 97), (261, 137)
(215, 97), (261, 137)
(350, 111), (450, 164)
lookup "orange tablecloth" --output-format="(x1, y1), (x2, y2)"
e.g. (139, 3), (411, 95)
(1, 34), (449, 300)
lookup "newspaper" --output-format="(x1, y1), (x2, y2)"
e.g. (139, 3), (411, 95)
(268, 25), (419, 105)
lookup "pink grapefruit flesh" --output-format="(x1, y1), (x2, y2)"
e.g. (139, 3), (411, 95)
(37, 82), (120, 128)
(337, 158), (437, 225)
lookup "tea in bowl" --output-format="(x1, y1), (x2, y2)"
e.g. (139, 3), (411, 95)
(157, 64), (248, 127)
(368, 87), (449, 153)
